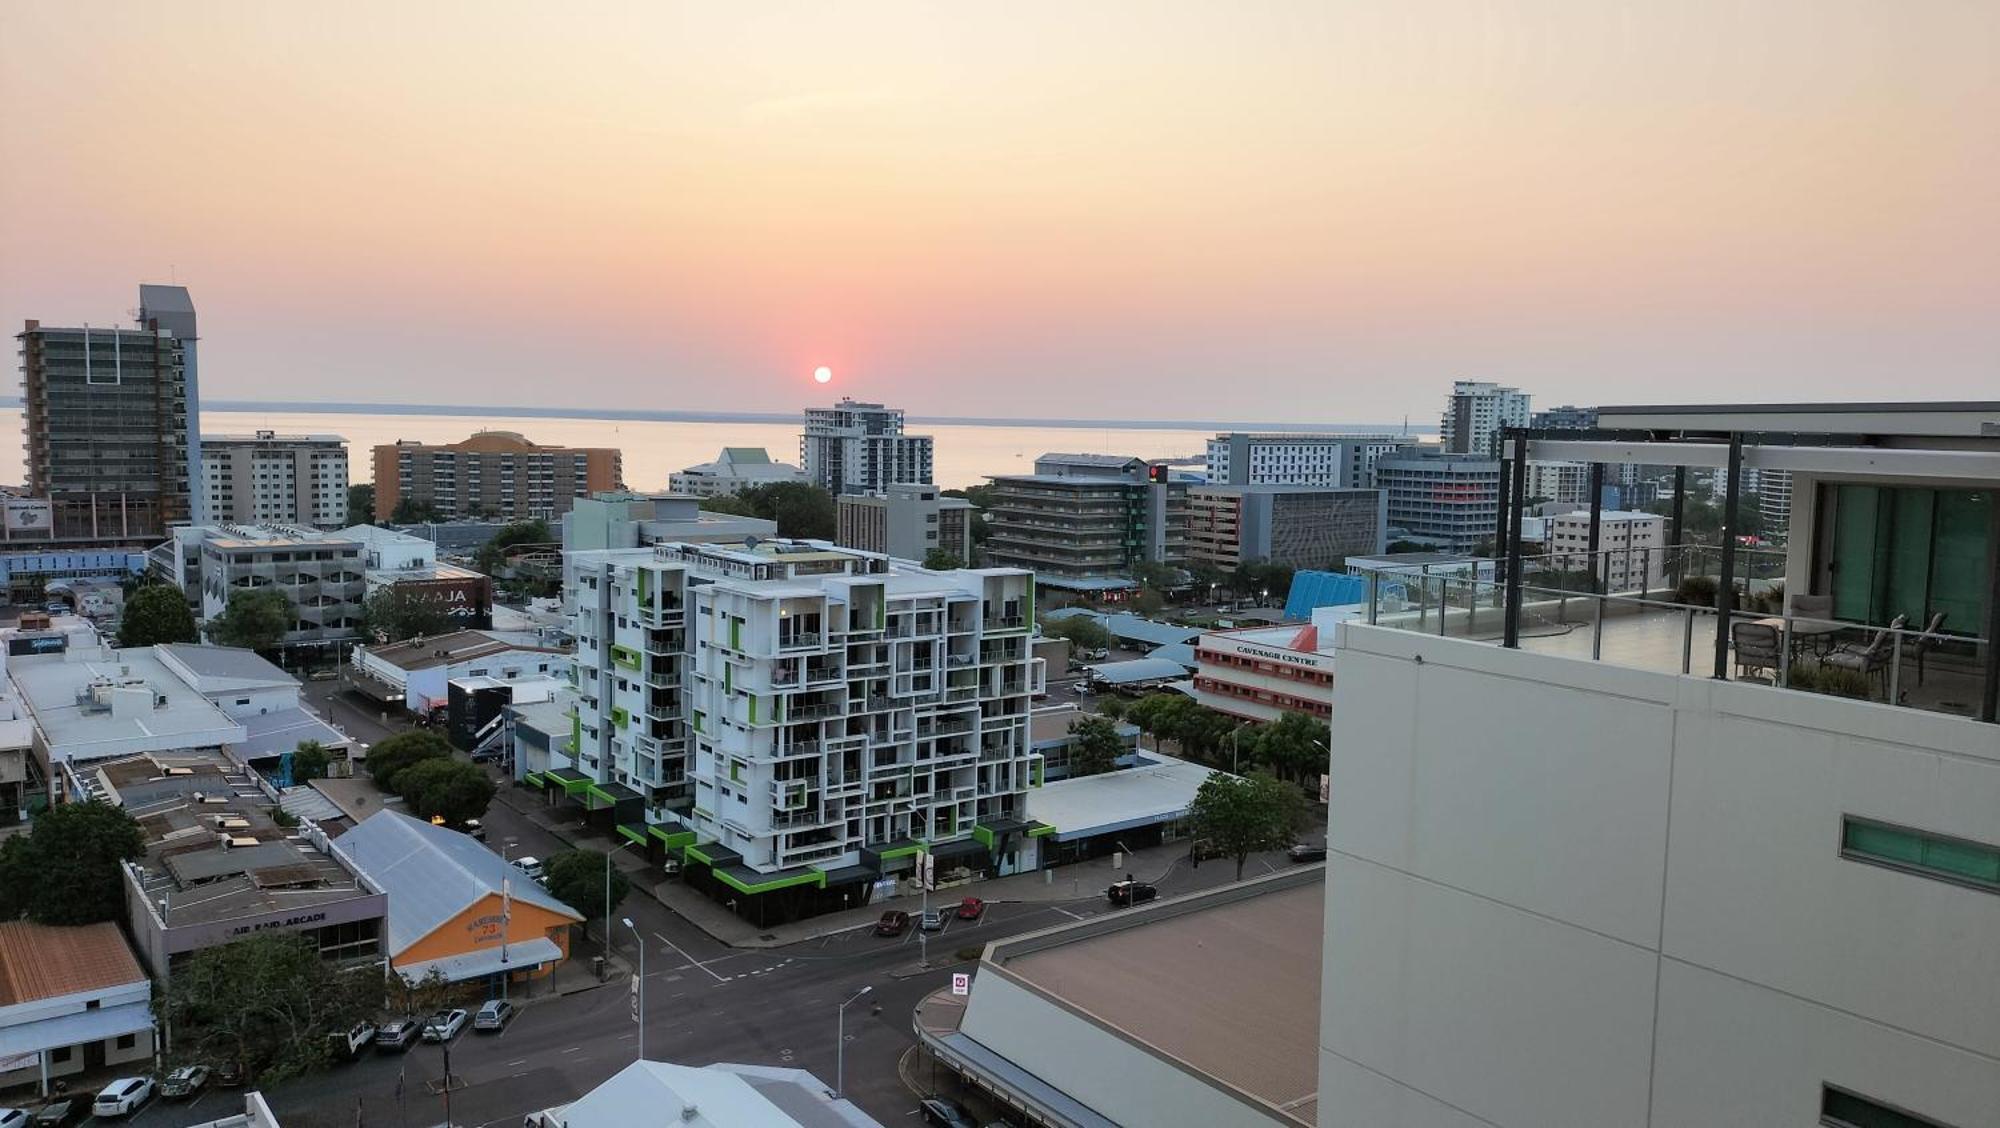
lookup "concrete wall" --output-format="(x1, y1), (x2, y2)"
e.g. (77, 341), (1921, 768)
(1319, 623), (2000, 1128)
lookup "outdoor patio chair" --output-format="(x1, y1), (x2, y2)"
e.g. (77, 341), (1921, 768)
(1899, 611), (1947, 687)
(1823, 614), (1908, 694)
(1731, 621), (1782, 681)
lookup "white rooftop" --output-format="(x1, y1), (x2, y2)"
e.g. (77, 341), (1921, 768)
(9, 647), (245, 764)
(1027, 751), (1221, 842)
(554, 1059), (883, 1128)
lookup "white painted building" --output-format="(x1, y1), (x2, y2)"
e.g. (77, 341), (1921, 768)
(568, 541), (1043, 889)
(667, 446), (807, 498)
(1204, 433), (1413, 489)
(200, 431), (348, 527)
(1318, 403), (2000, 1128)
(1523, 460), (1593, 506)
(349, 629), (568, 716)
(0, 922), (154, 1096)
(1439, 380), (1530, 457)
(800, 399), (934, 495)
(1541, 509), (1668, 591)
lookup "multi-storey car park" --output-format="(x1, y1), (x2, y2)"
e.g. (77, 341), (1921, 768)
(556, 539), (1044, 922)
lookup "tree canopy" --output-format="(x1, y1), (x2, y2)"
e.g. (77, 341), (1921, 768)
(162, 934), (377, 1084)
(389, 497), (444, 524)
(289, 740), (332, 783)
(0, 801), (146, 924)
(348, 483), (376, 523)
(208, 588), (292, 651)
(366, 729), (453, 792)
(543, 849), (629, 936)
(1042, 614), (1114, 652)
(1187, 771), (1309, 880)
(1244, 710), (1328, 786)
(118, 583), (199, 647)
(1064, 715), (1125, 778)
(696, 482), (837, 539)
(360, 584), (453, 644)
(922, 548), (964, 571)
(395, 757), (496, 826)
(475, 519), (554, 575)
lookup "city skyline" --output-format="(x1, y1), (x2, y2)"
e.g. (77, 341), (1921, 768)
(4, 1), (1995, 424)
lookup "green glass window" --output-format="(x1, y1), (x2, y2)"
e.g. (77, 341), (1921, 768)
(1824, 484), (1992, 631)
(1841, 816), (2000, 891)
(1821, 1084), (1952, 1128)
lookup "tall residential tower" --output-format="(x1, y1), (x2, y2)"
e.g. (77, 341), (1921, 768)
(800, 399), (934, 495)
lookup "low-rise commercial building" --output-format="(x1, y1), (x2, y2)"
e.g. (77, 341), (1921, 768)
(836, 482), (975, 563)
(1185, 486), (1384, 571)
(915, 867), (1322, 1128)
(373, 431), (623, 523)
(333, 810), (580, 986)
(348, 629), (567, 717)
(528, 1059), (882, 1128)
(668, 447), (807, 498)
(9, 643), (244, 782)
(1192, 615), (1338, 723)
(0, 922), (154, 1096)
(200, 431), (349, 527)
(155, 644), (350, 767)
(104, 753), (385, 978)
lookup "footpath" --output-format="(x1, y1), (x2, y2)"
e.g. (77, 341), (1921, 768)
(492, 784), (1290, 950)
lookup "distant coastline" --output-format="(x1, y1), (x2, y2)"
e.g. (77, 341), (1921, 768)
(62, 397), (1424, 436)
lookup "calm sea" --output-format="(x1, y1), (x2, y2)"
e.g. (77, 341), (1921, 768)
(0, 407), (1241, 492)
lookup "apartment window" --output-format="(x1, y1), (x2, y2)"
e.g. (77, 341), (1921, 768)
(1840, 816), (1999, 892)
(115, 1033), (138, 1050)
(1820, 1084), (1951, 1128)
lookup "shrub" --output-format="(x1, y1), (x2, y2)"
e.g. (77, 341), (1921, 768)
(1794, 664), (1873, 700)
(1674, 575), (1718, 606)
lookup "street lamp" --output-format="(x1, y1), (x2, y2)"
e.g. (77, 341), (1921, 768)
(622, 917), (645, 1062)
(836, 986), (872, 1099)
(606, 839), (640, 960)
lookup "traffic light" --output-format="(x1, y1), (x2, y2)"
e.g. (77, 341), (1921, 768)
(1148, 464), (1169, 483)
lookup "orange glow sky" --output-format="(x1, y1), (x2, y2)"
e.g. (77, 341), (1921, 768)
(3, 1), (1994, 423)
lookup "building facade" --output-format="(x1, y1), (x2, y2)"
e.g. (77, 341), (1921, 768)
(800, 399), (934, 495)
(1758, 467), (1795, 540)
(836, 482), (975, 563)
(986, 455), (1186, 583)
(201, 431), (348, 526)
(0, 922), (155, 1095)
(1191, 617), (1338, 723)
(1185, 486), (1385, 571)
(17, 285), (203, 539)
(1376, 454), (1501, 551)
(566, 541), (1042, 909)
(372, 431), (622, 522)
(1523, 460), (1594, 506)
(1530, 404), (1598, 429)
(1439, 380), (1530, 456)
(1203, 433), (1413, 489)
(1542, 509), (1668, 590)
(667, 447), (806, 497)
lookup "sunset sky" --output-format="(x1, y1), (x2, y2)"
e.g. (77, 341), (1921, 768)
(2, 1), (1993, 423)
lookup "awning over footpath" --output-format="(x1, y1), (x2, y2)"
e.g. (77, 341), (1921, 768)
(545, 767), (592, 796)
(395, 937), (563, 984)
(0, 1002), (153, 1057)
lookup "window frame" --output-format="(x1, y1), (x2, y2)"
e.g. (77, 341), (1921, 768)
(1839, 814), (2000, 895)
(1820, 1083), (1952, 1128)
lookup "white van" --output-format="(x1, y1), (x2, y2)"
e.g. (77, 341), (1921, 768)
(516, 856), (546, 882)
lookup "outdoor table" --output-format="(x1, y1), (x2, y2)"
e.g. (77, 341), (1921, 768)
(1754, 617), (1842, 659)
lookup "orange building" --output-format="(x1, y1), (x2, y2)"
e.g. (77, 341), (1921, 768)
(334, 811), (582, 986)
(372, 430), (622, 523)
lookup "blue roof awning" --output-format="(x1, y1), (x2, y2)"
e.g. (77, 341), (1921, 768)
(0, 1002), (152, 1057)
(395, 937), (562, 984)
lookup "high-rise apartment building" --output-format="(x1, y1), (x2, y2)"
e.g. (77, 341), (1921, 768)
(201, 431), (348, 527)
(1542, 509), (1668, 590)
(565, 541), (1041, 907)
(1204, 433), (1414, 489)
(1530, 404), (1598, 429)
(1759, 467), (1794, 540)
(836, 482), (975, 564)
(1185, 486), (1385, 571)
(371, 431), (621, 522)
(1439, 380), (1531, 456)
(985, 454), (1186, 585)
(1319, 402), (1999, 1128)
(800, 399), (934, 495)
(17, 285), (202, 539)
(1376, 453), (1501, 551)
(1523, 460), (1595, 506)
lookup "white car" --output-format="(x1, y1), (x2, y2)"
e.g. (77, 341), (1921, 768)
(422, 1008), (469, 1042)
(1, 1108), (29, 1128)
(92, 1077), (154, 1118)
(515, 856), (546, 882)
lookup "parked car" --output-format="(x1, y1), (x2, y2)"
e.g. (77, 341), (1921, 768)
(918, 1096), (978, 1128)
(955, 896), (985, 920)
(461, 818), (487, 841)
(473, 999), (516, 1032)
(1106, 879), (1158, 907)
(422, 1008), (469, 1042)
(919, 908), (946, 932)
(331, 1019), (377, 1058)
(515, 856), (546, 882)
(1287, 843), (1327, 863)
(875, 910), (911, 937)
(0, 1108), (29, 1128)
(30, 1100), (81, 1127)
(214, 1060), (245, 1087)
(160, 1065), (210, 1099)
(375, 1018), (421, 1052)
(91, 1078), (154, 1119)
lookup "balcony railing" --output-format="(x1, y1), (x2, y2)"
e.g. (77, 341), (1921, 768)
(1352, 550), (1990, 724)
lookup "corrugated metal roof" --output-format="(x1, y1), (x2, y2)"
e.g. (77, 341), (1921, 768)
(1086, 657), (1193, 685)
(336, 810), (579, 957)
(0, 921), (145, 1006)
(158, 644), (296, 693)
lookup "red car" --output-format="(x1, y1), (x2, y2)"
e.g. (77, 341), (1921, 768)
(875, 910), (911, 936)
(955, 897), (985, 920)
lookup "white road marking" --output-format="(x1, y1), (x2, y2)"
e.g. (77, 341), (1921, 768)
(655, 931), (729, 983)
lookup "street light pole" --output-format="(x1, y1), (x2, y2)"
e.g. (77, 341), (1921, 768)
(605, 839), (639, 961)
(622, 917), (645, 1062)
(836, 986), (872, 1099)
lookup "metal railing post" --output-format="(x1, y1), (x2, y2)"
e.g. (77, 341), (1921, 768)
(1712, 434), (1744, 679)
(1502, 433), (1529, 648)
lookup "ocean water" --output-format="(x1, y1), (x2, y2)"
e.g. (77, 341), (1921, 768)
(0, 407), (1231, 492)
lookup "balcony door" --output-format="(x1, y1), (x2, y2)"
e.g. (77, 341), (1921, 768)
(1824, 484), (1993, 633)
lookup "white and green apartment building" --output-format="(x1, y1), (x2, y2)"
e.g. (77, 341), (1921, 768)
(557, 539), (1046, 921)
